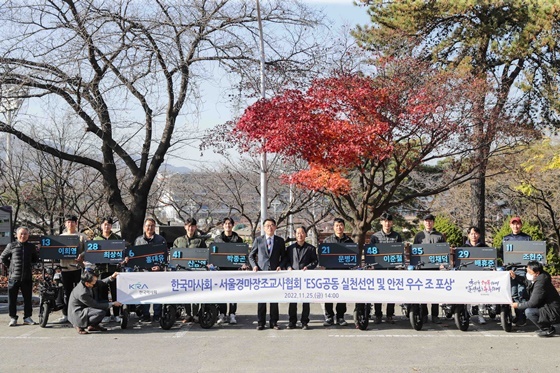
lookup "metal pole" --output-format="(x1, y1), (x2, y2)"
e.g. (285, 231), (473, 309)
(256, 0), (268, 231)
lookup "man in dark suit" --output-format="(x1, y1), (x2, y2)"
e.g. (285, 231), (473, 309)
(283, 226), (318, 330)
(249, 218), (286, 330)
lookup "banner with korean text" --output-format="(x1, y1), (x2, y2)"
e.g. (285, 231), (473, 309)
(116, 270), (512, 304)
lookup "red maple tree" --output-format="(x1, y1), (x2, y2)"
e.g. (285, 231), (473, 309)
(233, 58), (483, 248)
(234, 74), (393, 194)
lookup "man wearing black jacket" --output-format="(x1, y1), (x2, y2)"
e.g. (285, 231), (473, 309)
(1, 227), (39, 326)
(322, 218), (353, 327)
(513, 261), (560, 337)
(413, 214), (446, 324)
(284, 226), (318, 330)
(214, 217), (243, 325)
(370, 212), (402, 324)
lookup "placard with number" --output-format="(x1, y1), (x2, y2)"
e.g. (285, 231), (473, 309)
(317, 243), (359, 269)
(126, 243), (168, 269)
(409, 243), (450, 269)
(364, 243), (405, 269)
(503, 241), (547, 265)
(169, 247), (210, 269)
(454, 247), (497, 270)
(39, 235), (80, 260)
(83, 240), (127, 264)
(208, 243), (249, 269)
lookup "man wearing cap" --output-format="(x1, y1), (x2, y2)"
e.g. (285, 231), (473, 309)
(503, 216), (532, 326)
(413, 214), (446, 324)
(58, 215), (88, 323)
(370, 212), (402, 325)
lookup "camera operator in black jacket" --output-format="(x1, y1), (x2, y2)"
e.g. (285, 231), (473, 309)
(513, 261), (560, 337)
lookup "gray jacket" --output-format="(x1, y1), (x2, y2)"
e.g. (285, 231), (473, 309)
(68, 278), (114, 328)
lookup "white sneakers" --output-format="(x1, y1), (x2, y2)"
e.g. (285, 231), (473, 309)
(114, 316), (122, 323)
(477, 315), (486, 324)
(8, 317), (37, 326)
(217, 313), (237, 325)
(58, 315), (68, 323)
(217, 313), (227, 325)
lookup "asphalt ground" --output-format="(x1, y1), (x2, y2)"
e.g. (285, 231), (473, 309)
(0, 302), (558, 373)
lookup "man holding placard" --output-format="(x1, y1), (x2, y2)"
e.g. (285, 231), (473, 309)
(322, 218), (353, 327)
(370, 212), (402, 325)
(213, 217), (243, 325)
(93, 217), (122, 323)
(413, 214), (445, 324)
(173, 217), (207, 323)
(134, 217), (166, 322)
(58, 214), (87, 323)
(503, 216), (531, 327)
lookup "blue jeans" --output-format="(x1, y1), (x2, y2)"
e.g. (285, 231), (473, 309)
(524, 307), (551, 330)
(511, 273), (527, 321)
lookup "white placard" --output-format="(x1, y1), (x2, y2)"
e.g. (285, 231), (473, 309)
(116, 270), (512, 305)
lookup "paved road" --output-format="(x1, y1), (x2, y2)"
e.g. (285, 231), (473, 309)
(0, 303), (558, 373)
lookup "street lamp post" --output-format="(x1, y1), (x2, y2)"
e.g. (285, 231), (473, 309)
(256, 0), (268, 232)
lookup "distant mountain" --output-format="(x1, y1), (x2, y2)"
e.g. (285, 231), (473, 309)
(160, 164), (191, 174)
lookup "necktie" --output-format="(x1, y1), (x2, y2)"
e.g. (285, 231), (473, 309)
(267, 237), (272, 254)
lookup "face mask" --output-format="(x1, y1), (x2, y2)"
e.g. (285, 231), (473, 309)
(526, 273), (535, 282)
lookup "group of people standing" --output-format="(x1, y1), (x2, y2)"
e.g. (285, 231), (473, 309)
(2, 213), (560, 337)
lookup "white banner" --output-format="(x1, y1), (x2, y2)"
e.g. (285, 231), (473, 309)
(116, 270), (512, 305)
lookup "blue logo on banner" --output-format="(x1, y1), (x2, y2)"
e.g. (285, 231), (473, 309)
(129, 282), (149, 290)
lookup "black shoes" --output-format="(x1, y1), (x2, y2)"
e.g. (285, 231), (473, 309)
(537, 326), (555, 338)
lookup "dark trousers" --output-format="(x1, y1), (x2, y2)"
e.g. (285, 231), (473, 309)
(325, 303), (346, 319)
(421, 303), (439, 317)
(87, 308), (106, 326)
(184, 304), (200, 316)
(374, 303), (395, 318)
(8, 279), (33, 319)
(97, 272), (119, 317)
(61, 269), (81, 316)
(257, 303), (279, 326)
(289, 303), (310, 325)
(218, 303), (237, 315)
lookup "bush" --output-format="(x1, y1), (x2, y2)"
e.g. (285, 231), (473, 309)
(433, 215), (463, 247)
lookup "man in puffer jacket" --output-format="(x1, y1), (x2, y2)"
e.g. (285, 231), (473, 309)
(1, 227), (39, 326)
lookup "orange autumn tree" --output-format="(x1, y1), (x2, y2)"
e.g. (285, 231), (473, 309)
(233, 58), (484, 250)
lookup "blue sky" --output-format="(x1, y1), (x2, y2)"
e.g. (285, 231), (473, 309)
(174, 0), (371, 169)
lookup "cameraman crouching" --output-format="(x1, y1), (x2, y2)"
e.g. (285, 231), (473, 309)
(68, 269), (122, 335)
(512, 261), (560, 337)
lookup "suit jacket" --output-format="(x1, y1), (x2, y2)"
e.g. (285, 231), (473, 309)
(68, 278), (113, 328)
(283, 242), (318, 270)
(249, 235), (286, 271)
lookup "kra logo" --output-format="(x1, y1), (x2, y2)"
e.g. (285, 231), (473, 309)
(129, 282), (149, 290)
